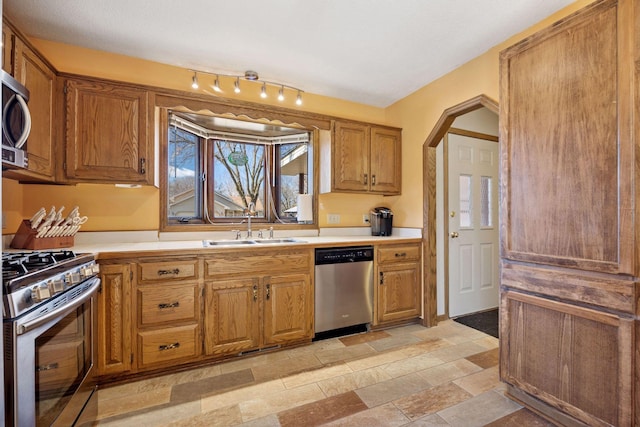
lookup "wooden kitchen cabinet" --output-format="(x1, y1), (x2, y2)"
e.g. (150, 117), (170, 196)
(2, 20), (57, 183)
(375, 243), (421, 325)
(96, 263), (133, 376)
(134, 258), (202, 370)
(204, 277), (261, 355)
(2, 20), (15, 73)
(327, 120), (401, 195)
(204, 248), (313, 357)
(63, 77), (151, 184)
(499, 0), (639, 425)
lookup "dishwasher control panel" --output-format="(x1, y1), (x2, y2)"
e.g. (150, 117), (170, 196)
(315, 246), (374, 265)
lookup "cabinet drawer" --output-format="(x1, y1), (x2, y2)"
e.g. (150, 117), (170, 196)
(138, 259), (198, 283)
(205, 250), (311, 277)
(378, 244), (421, 264)
(137, 324), (200, 367)
(137, 284), (199, 326)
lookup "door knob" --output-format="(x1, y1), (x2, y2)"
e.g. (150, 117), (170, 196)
(450, 231), (459, 238)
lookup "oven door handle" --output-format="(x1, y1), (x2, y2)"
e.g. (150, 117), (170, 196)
(17, 278), (101, 335)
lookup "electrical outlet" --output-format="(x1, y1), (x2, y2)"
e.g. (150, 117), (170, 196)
(327, 214), (341, 224)
(363, 214), (370, 224)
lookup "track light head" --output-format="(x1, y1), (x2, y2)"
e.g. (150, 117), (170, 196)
(296, 91), (303, 106)
(213, 75), (222, 92)
(278, 86), (285, 102)
(234, 77), (241, 93)
(260, 82), (267, 99)
(191, 72), (199, 89)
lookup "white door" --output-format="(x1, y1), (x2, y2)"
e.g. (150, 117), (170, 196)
(448, 133), (499, 317)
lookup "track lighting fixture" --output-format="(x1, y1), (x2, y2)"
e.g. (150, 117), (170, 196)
(188, 69), (303, 106)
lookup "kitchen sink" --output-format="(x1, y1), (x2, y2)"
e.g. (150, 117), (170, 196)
(202, 238), (307, 247)
(202, 240), (256, 247)
(252, 238), (306, 244)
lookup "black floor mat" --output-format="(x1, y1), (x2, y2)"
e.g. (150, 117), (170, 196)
(453, 309), (499, 338)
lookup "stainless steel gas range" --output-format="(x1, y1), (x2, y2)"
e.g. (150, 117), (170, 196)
(3, 250), (100, 427)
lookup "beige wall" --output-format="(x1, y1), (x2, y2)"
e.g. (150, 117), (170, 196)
(2, 0), (593, 234)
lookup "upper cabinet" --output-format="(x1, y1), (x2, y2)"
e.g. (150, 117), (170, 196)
(63, 78), (152, 184)
(2, 21), (57, 182)
(322, 120), (401, 195)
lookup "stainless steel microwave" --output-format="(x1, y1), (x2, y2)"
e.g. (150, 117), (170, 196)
(1, 69), (31, 170)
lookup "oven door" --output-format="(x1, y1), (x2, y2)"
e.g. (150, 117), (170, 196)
(8, 277), (100, 427)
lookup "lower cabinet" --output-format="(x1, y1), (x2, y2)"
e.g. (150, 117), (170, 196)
(96, 248), (314, 380)
(204, 249), (314, 357)
(204, 277), (261, 355)
(375, 243), (421, 325)
(96, 263), (133, 376)
(135, 280), (202, 370)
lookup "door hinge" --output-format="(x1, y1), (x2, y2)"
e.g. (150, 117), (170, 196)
(63, 85), (68, 94)
(140, 157), (146, 175)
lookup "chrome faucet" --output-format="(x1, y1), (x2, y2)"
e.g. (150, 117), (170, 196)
(245, 202), (255, 238)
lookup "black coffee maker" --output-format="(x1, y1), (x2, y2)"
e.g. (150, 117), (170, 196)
(370, 207), (393, 236)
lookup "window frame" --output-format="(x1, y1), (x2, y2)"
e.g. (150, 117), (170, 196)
(158, 100), (323, 233)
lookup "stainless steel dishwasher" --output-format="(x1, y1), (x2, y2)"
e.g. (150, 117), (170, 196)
(314, 246), (374, 334)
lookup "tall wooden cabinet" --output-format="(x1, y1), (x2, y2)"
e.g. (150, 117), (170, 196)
(499, 0), (638, 425)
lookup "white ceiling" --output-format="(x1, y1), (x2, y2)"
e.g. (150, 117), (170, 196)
(4, 0), (576, 107)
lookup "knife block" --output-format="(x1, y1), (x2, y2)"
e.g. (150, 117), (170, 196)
(10, 220), (74, 250)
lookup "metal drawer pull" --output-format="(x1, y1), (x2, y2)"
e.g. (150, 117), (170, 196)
(37, 362), (59, 372)
(158, 301), (180, 309)
(157, 268), (180, 276)
(159, 342), (180, 351)
(395, 252), (407, 257)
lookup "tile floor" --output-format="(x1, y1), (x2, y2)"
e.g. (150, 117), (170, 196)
(93, 320), (554, 426)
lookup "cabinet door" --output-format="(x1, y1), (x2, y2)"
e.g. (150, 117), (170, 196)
(2, 23), (15, 74)
(370, 127), (401, 194)
(263, 273), (313, 345)
(204, 278), (260, 356)
(13, 39), (56, 180)
(64, 78), (150, 183)
(501, 291), (633, 426)
(97, 263), (133, 376)
(376, 262), (420, 324)
(332, 121), (369, 191)
(500, 0), (631, 274)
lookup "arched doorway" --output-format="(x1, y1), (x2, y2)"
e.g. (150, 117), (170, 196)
(421, 94), (498, 327)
